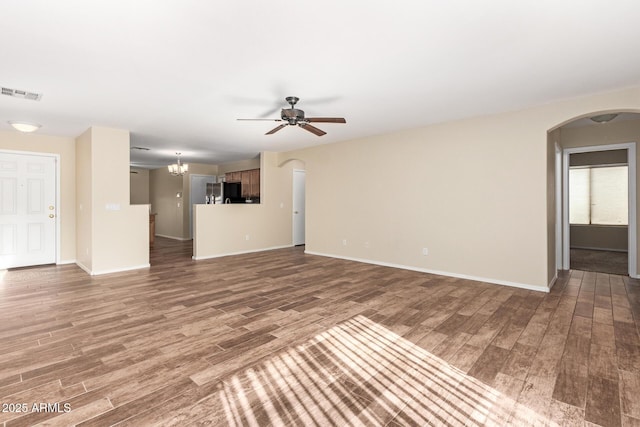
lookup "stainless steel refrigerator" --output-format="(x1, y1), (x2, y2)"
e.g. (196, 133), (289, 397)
(206, 182), (222, 204)
(206, 182), (242, 204)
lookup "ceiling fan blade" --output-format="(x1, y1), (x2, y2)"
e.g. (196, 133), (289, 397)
(299, 123), (326, 136)
(266, 124), (287, 135)
(237, 118), (283, 121)
(306, 117), (346, 123)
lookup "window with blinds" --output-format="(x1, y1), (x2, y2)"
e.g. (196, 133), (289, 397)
(569, 165), (628, 225)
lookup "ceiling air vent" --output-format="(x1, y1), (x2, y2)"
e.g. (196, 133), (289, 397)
(1, 86), (43, 101)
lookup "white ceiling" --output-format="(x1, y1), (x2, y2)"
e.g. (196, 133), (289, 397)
(2, 1), (640, 169)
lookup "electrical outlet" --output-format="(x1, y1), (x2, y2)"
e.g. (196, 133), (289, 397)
(422, 247), (429, 256)
(245, 235), (250, 241)
(364, 241), (370, 248)
(342, 239), (347, 246)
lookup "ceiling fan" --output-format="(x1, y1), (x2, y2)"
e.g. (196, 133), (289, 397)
(237, 96), (346, 136)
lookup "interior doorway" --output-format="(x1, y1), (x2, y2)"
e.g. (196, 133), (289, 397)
(562, 143), (637, 276)
(292, 169), (306, 246)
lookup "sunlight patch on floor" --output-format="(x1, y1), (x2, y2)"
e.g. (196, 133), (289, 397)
(217, 315), (555, 426)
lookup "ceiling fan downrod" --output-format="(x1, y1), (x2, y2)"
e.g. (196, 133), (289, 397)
(285, 96), (299, 108)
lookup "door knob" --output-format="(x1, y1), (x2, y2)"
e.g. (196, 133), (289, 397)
(49, 214), (55, 218)
(49, 206), (55, 210)
(294, 211), (299, 214)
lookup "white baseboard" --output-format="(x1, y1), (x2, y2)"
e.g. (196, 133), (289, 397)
(548, 273), (558, 290)
(75, 262), (150, 276)
(155, 234), (192, 241)
(193, 245), (293, 261)
(304, 251), (550, 293)
(57, 259), (77, 265)
(76, 261), (91, 275)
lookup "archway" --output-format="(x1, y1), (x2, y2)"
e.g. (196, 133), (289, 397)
(549, 111), (640, 278)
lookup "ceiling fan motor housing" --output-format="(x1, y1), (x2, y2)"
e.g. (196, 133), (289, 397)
(281, 108), (305, 124)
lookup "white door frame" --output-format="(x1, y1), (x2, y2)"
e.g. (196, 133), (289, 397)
(555, 142), (563, 270)
(561, 142), (637, 277)
(0, 149), (60, 265)
(292, 169), (306, 246)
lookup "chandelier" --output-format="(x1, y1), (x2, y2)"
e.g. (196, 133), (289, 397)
(168, 152), (189, 176)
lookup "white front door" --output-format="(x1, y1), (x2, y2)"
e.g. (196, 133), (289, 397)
(0, 152), (57, 269)
(293, 169), (306, 246)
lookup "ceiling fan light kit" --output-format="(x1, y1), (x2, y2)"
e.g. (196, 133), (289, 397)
(238, 96), (346, 136)
(589, 113), (619, 124)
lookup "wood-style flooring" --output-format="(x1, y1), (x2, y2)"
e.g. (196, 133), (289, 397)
(0, 237), (639, 426)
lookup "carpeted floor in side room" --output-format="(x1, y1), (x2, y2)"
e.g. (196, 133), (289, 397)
(570, 248), (628, 275)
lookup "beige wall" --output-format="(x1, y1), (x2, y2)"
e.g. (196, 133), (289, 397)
(0, 131), (77, 263)
(570, 225), (627, 251)
(275, 86), (640, 290)
(547, 128), (561, 286)
(130, 168), (150, 204)
(282, 117), (548, 290)
(76, 127), (149, 274)
(193, 152), (297, 258)
(570, 149), (628, 166)
(76, 129), (93, 270)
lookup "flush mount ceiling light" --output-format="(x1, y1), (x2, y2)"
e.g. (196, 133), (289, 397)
(8, 121), (41, 133)
(589, 113), (619, 124)
(168, 152), (189, 176)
